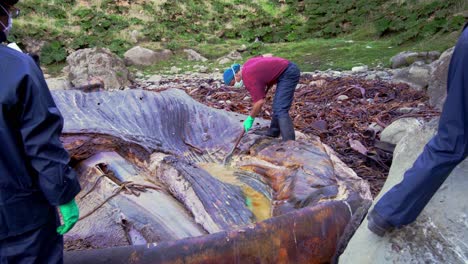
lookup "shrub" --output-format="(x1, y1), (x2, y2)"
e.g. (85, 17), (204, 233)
(41, 41), (67, 65)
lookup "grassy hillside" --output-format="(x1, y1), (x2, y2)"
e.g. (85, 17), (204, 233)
(9, 0), (467, 73)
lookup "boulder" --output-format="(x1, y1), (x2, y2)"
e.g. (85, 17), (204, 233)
(390, 51), (441, 69)
(380, 118), (423, 145)
(124, 46), (172, 66)
(340, 119), (468, 264)
(427, 47), (455, 110)
(184, 49), (208, 62)
(66, 47), (131, 90)
(391, 62), (431, 91)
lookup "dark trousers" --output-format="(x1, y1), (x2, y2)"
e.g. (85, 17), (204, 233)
(373, 30), (468, 227)
(0, 213), (63, 264)
(272, 62), (300, 118)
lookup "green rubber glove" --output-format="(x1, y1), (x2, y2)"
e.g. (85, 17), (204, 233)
(243, 116), (255, 132)
(57, 199), (79, 235)
(245, 197), (253, 210)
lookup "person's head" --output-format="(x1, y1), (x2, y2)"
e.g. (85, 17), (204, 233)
(223, 63), (242, 87)
(0, 0), (20, 36)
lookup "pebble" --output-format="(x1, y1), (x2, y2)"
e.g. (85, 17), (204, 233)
(337, 95), (349, 101)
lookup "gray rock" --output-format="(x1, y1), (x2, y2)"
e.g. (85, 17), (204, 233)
(135, 71), (144, 78)
(309, 79), (327, 87)
(352, 65), (368, 72)
(67, 47), (131, 90)
(46, 77), (72, 90)
(130, 30), (140, 44)
(365, 74), (377, 80)
(170, 66), (181, 74)
(157, 49), (173, 61)
(218, 57), (232, 65)
(147, 75), (162, 83)
(390, 51), (441, 69)
(330, 70), (342, 77)
(184, 49), (208, 62)
(380, 118), (423, 145)
(124, 46), (172, 66)
(391, 51), (419, 69)
(337, 95), (349, 101)
(237, 44), (247, 52)
(368, 122), (383, 134)
(124, 46), (157, 66)
(226, 51), (242, 61)
(341, 119), (468, 264)
(197, 66), (209, 73)
(397, 107), (417, 114)
(23, 37), (46, 55)
(376, 71), (392, 79)
(428, 47), (454, 110)
(391, 63), (431, 91)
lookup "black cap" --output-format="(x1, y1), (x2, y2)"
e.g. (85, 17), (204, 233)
(0, 0), (19, 5)
(0, 0), (18, 16)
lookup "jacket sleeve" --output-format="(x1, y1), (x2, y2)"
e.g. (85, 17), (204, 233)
(18, 57), (81, 206)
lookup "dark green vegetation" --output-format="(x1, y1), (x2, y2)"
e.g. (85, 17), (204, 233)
(9, 0), (467, 72)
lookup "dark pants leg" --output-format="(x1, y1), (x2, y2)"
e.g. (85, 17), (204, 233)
(273, 63), (300, 141)
(371, 34), (468, 229)
(0, 213), (63, 264)
(273, 63), (300, 119)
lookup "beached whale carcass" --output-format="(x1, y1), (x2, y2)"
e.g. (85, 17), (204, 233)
(53, 88), (372, 263)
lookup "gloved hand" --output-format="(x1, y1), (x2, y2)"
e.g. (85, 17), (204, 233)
(243, 116), (255, 132)
(57, 199), (79, 235)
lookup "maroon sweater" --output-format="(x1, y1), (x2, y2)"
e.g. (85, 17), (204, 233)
(242, 56), (289, 102)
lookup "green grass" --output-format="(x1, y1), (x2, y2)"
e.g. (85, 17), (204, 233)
(128, 51), (216, 76)
(401, 31), (460, 52)
(49, 30), (459, 77)
(28, 0), (463, 75)
(256, 39), (399, 71)
(196, 40), (245, 59)
(154, 32), (458, 74)
(43, 62), (67, 77)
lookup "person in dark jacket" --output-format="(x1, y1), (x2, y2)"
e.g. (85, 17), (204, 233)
(223, 55), (300, 141)
(0, 0), (81, 263)
(367, 23), (468, 236)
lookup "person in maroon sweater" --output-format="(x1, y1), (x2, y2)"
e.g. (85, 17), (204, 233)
(223, 55), (301, 141)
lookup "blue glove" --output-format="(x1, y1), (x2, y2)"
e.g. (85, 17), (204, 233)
(243, 116), (255, 132)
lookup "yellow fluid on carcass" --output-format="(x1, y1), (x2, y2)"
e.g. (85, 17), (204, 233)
(198, 163), (271, 222)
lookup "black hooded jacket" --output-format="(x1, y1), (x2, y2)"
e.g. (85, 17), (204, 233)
(0, 32), (81, 239)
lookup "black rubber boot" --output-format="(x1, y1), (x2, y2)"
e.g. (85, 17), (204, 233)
(367, 209), (394, 237)
(259, 117), (280, 138)
(278, 116), (295, 141)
